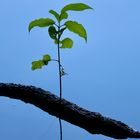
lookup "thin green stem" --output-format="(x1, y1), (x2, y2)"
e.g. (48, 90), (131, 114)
(51, 59), (59, 62)
(57, 30), (62, 101)
(51, 59), (63, 68)
(57, 20), (63, 140)
(59, 118), (63, 140)
(54, 23), (59, 28)
(60, 24), (65, 28)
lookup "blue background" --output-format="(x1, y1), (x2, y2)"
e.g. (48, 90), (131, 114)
(0, 0), (140, 140)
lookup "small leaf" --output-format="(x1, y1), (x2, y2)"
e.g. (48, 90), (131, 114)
(48, 26), (57, 40)
(60, 38), (73, 49)
(60, 12), (68, 21)
(54, 39), (58, 44)
(28, 18), (55, 32)
(43, 54), (51, 65)
(59, 27), (66, 38)
(32, 60), (44, 70)
(61, 3), (93, 13)
(49, 10), (59, 22)
(54, 39), (61, 44)
(65, 21), (87, 42)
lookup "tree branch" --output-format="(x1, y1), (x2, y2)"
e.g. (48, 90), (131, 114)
(0, 83), (140, 139)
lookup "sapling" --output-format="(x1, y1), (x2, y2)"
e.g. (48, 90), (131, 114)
(28, 2), (93, 140)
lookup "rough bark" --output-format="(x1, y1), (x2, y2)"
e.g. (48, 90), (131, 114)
(0, 83), (140, 139)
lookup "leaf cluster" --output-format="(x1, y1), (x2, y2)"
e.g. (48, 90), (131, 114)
(31, 55), (51, 70)
(29, 3), (93, 70)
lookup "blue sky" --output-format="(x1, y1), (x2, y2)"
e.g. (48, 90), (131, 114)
(0, 0), (140, 140)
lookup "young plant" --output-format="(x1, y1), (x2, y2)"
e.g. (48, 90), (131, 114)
(28, 3), (93, 140)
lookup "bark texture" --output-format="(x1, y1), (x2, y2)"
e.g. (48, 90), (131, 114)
(0, 83), (140, 139)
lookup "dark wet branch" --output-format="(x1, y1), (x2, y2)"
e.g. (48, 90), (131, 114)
(0, 83), (140, 139)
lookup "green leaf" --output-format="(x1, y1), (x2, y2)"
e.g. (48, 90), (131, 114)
(54, 39), (58, 44)
(48, 26), (57, 40)
(31, 55), (51, 70)
(60, 38), (73, 49)
(60, 12), (68, 21)
(54, 39), (61, 44)
(31, 60), (45, 70)
(61, 3), (93, 13)
(28, 18), (55, 32)
(59, 27), (66, 38)
(43, 54), (51, 65)
(65, 21), (87, 42)
(49, 10), (59, 22)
